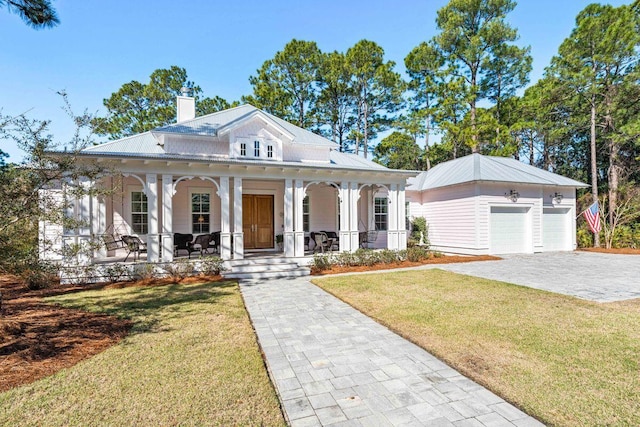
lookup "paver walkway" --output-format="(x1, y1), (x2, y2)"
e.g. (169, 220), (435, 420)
(241, 277), (544, 427)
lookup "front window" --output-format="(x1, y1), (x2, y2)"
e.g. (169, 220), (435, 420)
(267, 145), (273, 158)
(131, 191), (148, 234)
(192, 193), (210, 233)
(254, 140), (260, 157)
(374, 197), (388, 231)
(240, 142), (246, 156)
(303, 195), (310, 232)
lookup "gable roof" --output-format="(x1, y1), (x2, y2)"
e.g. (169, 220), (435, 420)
(407, 153), (588, 191)
(152, 104), (336, 147)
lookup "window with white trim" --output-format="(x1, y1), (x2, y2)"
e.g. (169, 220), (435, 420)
(303, 195), (310, 232)
(240, 142), (246, 156)
(267, 145), (273, 158)
(191, 192), (210, 233)
(254, 140), (260, 157)
(374, 197), (388, 231)
(131, 191), (148, 234)
(405, 201), (411, 231)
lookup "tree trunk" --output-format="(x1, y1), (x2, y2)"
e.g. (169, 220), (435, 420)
(424, 114), (431, 170)
(363, 100), (369, 159)
(605, 90), (619, 250)
(470, 74), (478, 153)
(590, 95), (600, 247)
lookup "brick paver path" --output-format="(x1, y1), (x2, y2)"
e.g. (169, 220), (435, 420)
(241, 278), (544, 426)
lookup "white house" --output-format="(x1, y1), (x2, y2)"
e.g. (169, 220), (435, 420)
(41, 97), (416, 270)
(406, 153), (589, 255)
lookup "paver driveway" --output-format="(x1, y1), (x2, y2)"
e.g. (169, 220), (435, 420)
(241, 278), (543, 427)
(438, 251), (639, 302)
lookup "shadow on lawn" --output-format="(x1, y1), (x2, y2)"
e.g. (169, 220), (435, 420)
(51, 281), (237, 335)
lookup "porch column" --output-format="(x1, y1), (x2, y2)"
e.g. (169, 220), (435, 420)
(91, 181), (107, 259)
(339, 182), (350, 252)
(284, 179), (294, 257)
(219, 176), (231, 260)
(76, 177), (93, 265)
(294, 179), (305, 257)
(349, 182), (359, 251)
(387, 184), (399, 250)
(397, 183), (407, 250)
(233, 177), (244, 260)
(146, 173), (159, 262)
(161, 174), (173, 262)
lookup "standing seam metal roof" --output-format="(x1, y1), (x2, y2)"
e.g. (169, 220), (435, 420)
(407, 153), (588, 190)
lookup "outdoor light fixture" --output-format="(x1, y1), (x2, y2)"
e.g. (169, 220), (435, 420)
(552, 192), (564, 204)
(505, 189), (520, 202)
(198, 215), (204, 223)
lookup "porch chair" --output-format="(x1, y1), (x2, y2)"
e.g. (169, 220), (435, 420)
(321, 231), (340, 251)
(209, 231), (221, 254)
(173, 233), (194, 257)
(313, 231), (332, 253)
(101, 234), (126, 252)
(188, 234), (212, 259)
(121, 235), (147, 262)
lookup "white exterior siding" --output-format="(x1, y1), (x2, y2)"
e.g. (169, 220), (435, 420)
(306, 185), (339, 232)
(165, 135), (228, 157)
(422, 185), (478, 253)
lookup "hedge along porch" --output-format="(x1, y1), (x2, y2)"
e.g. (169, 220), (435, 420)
(41, 101), (416, 266)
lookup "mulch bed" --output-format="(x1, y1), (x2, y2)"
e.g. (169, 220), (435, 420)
(579, 248), (640, 255)
(0, 274), (224, 393)
(311, 255), (501, 275)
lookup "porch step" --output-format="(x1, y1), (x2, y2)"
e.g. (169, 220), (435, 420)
(223, 258), (310, 280)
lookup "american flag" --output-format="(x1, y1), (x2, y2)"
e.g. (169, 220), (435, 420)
(583, 202), (601, 234)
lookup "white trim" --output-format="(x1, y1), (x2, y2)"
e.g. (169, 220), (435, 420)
(189, 188), (212, 234)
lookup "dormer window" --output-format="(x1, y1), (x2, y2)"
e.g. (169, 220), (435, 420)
(254, 140), (260, 157)
(240, 143), (246, 156)
(267, 145), (273, 158)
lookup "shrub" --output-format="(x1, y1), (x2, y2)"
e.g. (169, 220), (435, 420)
(406, 246), (430, 262)
(20, 261), (59, 290)
(353, 249), (379, 267)
(198, 256), (226, 276)
(310, 253), (332, 273)
(131, 263), (157, 281)
(407, 216), (429, 248)
(161, 258), (195, 281)
(379, 249), (400, 264)
(334, 251), (357, 267)
(102, 263), (131, 282)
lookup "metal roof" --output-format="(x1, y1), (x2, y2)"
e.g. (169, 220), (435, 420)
(82, 132), (164, 155)
(151, 104), (336, 147)
(407, 153), (588, 191)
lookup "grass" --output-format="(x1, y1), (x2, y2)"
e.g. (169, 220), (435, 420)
(0, 280), (285, 426)
(313, 269), (640, 426)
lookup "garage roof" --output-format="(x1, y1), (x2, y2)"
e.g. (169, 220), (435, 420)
(407, 153), (589, 191)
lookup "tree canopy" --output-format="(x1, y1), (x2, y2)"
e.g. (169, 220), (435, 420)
(93, 66), (236, 140)
(1, 0), (58, 28)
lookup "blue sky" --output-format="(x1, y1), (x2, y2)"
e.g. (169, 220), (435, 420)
(0, 0), (629, 162)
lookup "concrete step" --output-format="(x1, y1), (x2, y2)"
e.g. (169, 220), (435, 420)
(224, 267), (310, 280)
(227, 262), (301, 274)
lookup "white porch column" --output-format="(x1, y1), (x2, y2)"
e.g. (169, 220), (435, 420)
(349, 182), (360, 251)
(387, 184), (399, 250)
(161, 174), (173, 262)
(284, 179), (294, 257)
(146, 173), (159, 262)
(75, 177), (93, 265)
(397, 183), (407, 250)
(339, 182), (350, 252)
(233, 177), (244, 260)
(91, 180), (107, 259)
(219, 176), (231, 260)
(294, 179), (305, 257)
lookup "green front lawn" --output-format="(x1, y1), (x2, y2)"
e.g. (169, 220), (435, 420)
(314, 269), (640, 426)
(0, 281), (285, 426)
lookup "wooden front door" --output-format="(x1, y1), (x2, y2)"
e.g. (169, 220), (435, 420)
(242, 195), (274, 249)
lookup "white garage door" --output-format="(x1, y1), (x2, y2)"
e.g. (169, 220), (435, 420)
(490, 206), (530, 254)
(543, 208), (570, 252)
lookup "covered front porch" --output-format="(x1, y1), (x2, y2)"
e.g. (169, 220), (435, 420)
(43, 158), (412, 269)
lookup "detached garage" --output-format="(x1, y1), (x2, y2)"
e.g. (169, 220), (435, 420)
(406, 154), (588, 255)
